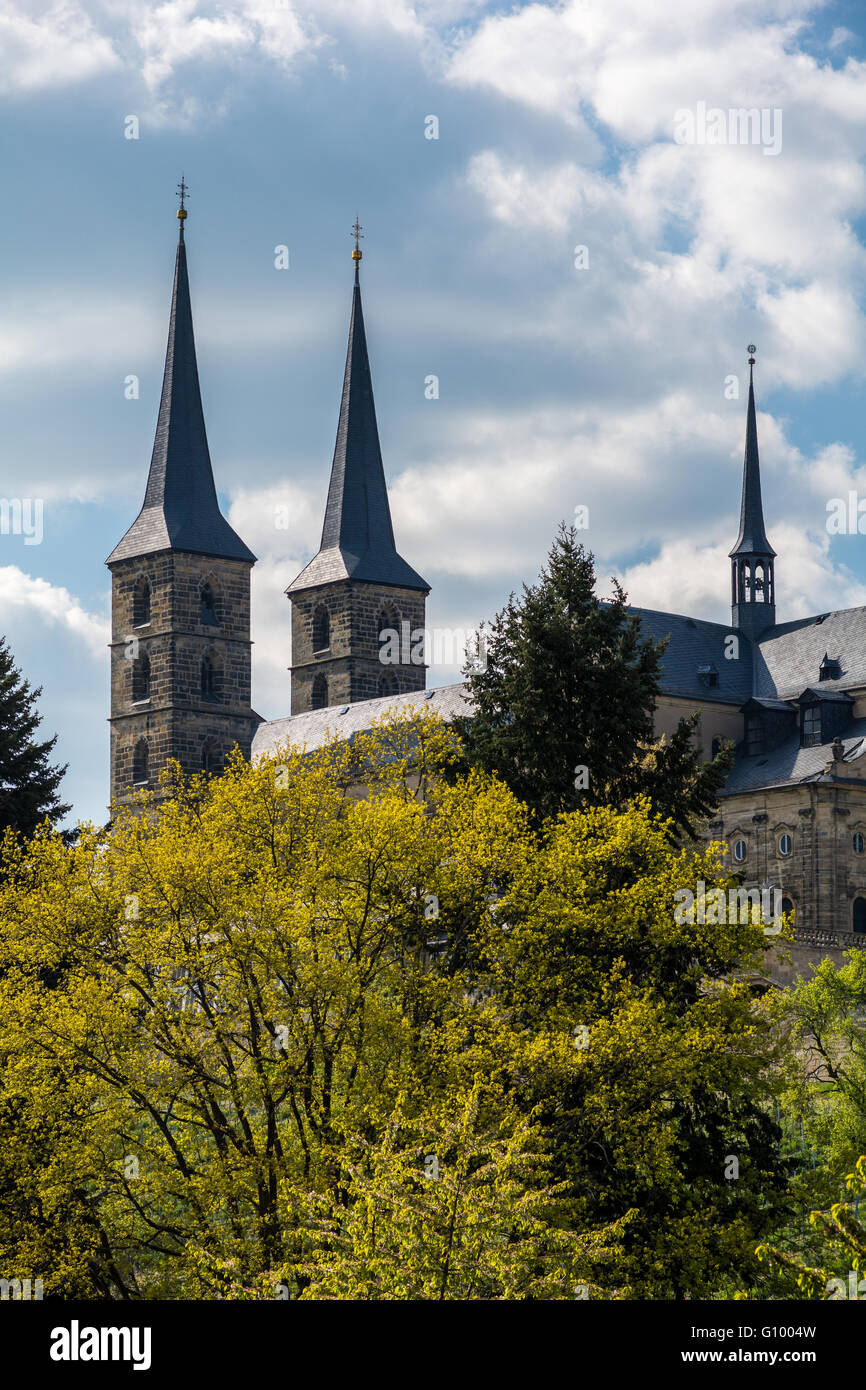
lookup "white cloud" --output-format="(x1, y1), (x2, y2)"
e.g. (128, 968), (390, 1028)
(0, 0), (120, 93)
(618, 525), (866, 627)
(0, 286), (330, 377)
(228, 480), (321, 563)
(132, 0), (255, 87)
(0, 0), (433, 103)
(0, 566), (108, 658)
(828, 27), (854, 51)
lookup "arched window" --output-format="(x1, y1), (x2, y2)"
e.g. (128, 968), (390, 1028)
(201, 738), (221, 775)
(377, 606), (401, 666)
(753, 561), (765, 599)
(854, 898), (866, 935)
(781, 896), (795, 923)
(200, 655), (221, 702)
(133, 577), (151, 627)
(200, 583), (219, 626)
(854, 832), (865, 855)
(778, 833), (792, 857)
(132, 738), (149, 786)
(311, 674), (328, 710)
(312, 605), (330, 654)
(132, 651), (150, 702)
(733, 838), (747, 863)
(378, 671), (398, 697)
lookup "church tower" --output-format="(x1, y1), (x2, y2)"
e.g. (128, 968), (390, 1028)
(730, 347), (776, 641)
(106, 186), (257, 807)
(286, 223), (429, 714)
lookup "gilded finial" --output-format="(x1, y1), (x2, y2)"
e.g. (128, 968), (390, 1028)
(177, 175), (189, 225)
(747, 343), (757, 366)
(351, 216), (364, 263)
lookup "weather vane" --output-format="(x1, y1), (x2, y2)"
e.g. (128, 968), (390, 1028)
(747, 343), (757, 364)
(177, 175), (189, 225)
(351, 216), (364, 263)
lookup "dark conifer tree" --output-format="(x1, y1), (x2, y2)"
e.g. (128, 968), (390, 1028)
(455, 524), (731, 837)
(0, 637), (69, 838)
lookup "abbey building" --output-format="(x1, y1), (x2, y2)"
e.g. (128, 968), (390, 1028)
(107, 208), (866, 968)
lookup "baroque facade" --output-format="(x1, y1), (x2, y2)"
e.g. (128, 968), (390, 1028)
(108, 210), (866, 978)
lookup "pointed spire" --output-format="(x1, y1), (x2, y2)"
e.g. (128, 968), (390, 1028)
(287, 226), (428, 595)
(107, 186), (254, 566)
(729, 346), (776, 559)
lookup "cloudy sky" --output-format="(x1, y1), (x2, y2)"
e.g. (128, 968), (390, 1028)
(2, 0), (866, 825)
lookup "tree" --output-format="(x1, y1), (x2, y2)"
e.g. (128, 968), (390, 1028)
(0, 716), (590, 1298)
(772, 950), (866, 1179)
(469, 798), (790, 1298)
(0, 636), (69, 839)
(756, 1157), (866, 1300)
(293, 1081), (632, 1300)
(740, 951), (866, 1298)
(0, 713), (785, 1299)
(454, 524), (731, 837)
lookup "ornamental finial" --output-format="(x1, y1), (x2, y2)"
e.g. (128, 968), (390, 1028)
(177, 175), (189, 229)
(351, 215), (363, 263)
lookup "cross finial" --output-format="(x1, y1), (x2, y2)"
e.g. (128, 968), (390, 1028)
(351, 216), (364, 263)
(177, 175), (189, 228)
(747, 343), (757, 366)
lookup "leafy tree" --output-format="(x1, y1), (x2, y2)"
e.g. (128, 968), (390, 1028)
(454, 524), (731, 837)
(772, 950), (866, 1178)
(0, 635), (69, 839)
(470, 798), (790, 1298)
(293, 1080), (632, 1300)
(756, 1157), (866, 1300)
(0, 713), (784, 1299)
(738, 951), (866, 1298)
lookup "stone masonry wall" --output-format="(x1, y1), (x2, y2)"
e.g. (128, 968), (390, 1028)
(108, 552), (256, 807)
(289, 581), (427, 714)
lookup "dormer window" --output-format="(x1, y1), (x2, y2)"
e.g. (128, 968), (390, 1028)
(740, 697), (798, 757)
(797, 688), (853, 748)
(697, 664), (719, 689)
(819, 653), (841, 682)
(802, 704), (822, 746)
(745, 715), (763, 756)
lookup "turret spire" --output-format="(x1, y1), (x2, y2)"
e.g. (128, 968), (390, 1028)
(730, 346), (776, 638)
(106, 186), (254, 565)
(286, 226), (428, 595)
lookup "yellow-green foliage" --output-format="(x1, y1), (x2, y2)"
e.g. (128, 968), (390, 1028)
(0, 712), (784, 1299)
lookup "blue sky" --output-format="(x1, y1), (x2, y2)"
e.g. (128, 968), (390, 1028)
(2, 0), (866, 825)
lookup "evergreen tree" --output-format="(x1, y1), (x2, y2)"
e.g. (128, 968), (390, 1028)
(0, 636), (69, 838)
(455, 523), (731, 837)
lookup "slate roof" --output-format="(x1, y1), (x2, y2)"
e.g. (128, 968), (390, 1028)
(251, 682), (472, 759)
(106, 226), (255, 567)
(252, 601), (866, 754)
(730, 363), (775, 559)
(753, 608), (866, 698)
(629, 606), (754, 705)
(721, 718), (866, 795)
(630, 601), (866, 706)
(286, 265), (428, 595)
